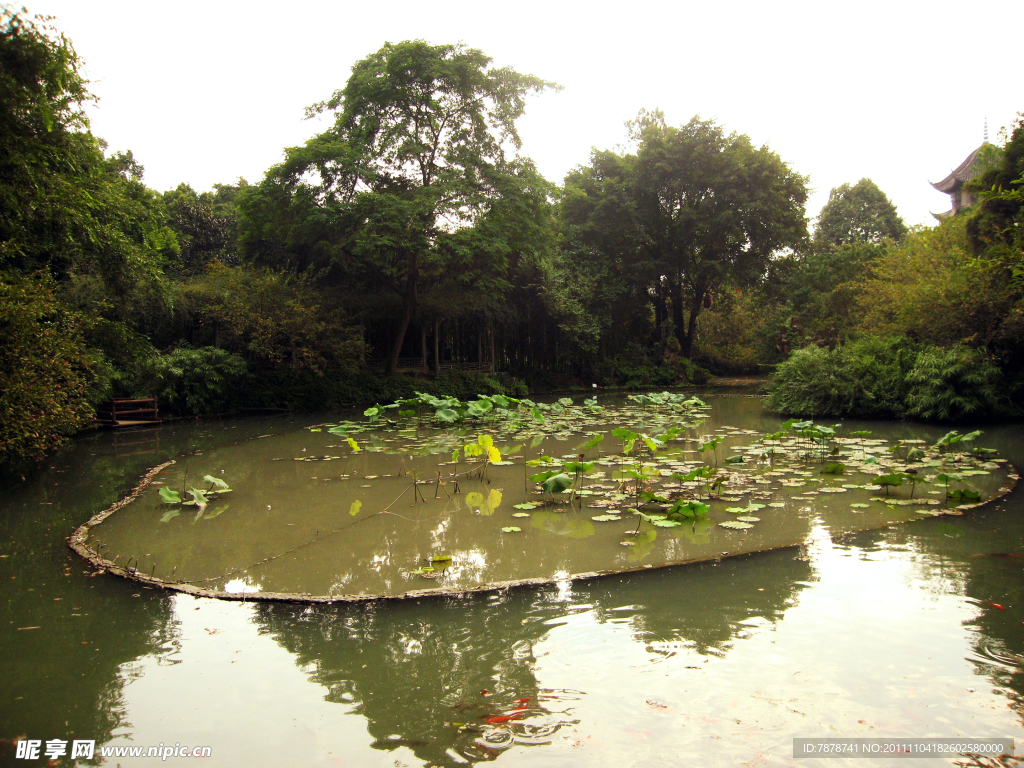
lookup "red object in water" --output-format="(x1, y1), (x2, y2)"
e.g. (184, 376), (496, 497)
(486, 707), (528, 724)
(516, 697), (532, 704)
(988, 602), (1007, 610)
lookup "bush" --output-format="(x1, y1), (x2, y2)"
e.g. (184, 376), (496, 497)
(766, 336), (917, 418)
(593, 352), (708, 389)
(0, 272), (98, 464)
(768, 336), (1016, 422)
(141, 347), (247, 416)
(695, 290), (784, 373)
(905, 345), (1007, 422)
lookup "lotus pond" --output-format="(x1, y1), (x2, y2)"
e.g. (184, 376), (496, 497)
(3, 390), (1024, 767)
(76, 392), (1016, 601)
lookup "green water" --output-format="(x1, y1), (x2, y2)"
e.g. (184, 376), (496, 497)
(2, 397), (1024, 766)
(79, 397), (1012, 600)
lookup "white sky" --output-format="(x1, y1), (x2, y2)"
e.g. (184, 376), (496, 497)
(28, 0), (1023, 228)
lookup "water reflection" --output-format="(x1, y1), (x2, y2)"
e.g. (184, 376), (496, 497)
(857, 493), (1024, 725)
(0, 413), (320, 761)
(5, 401), (1024, 766)
(253, 546), (812, 765)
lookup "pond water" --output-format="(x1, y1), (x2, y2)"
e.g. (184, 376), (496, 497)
(2, 394), (1024, 767)
(78, 396), (1013, 601)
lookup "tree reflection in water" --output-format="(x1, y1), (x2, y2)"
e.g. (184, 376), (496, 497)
(254, 546), (812, 765)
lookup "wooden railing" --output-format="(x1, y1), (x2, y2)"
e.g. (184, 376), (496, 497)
(96, 398), (161, 427)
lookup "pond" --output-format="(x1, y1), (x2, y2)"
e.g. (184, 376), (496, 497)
(73, 394), (1014, 602)
(2, 392), (1024, 766)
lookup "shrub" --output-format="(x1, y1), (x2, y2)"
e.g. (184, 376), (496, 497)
(904, 345), (1007, 422)
(766, 336), (916, 418)
(695, 289), (784, 373)
(593, 353), (708, 389)
(141, 347), (247, 416)
(0, 272), (98, 464)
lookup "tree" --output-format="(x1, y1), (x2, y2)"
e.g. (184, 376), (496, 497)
(561, 149), (655, 354)
(0, 8), (171, 297)
(241, 41), (556, 373)
(813, 178), (907, 247)
(630, 113), (809, 358)
(162, 183), (233, 275)
(966, 114), (1024, 256)
(0, 272), (97, 464)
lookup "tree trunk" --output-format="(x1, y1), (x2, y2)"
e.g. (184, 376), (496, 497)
(681, 294), (703, 360)
(386, 253), (418, 375)
(433, 319), (441, 375)
(489, 323), (495, 373)
(653, 283), (665, 341)
(671, 279), (685, 342)
(420, 325), (428, 372)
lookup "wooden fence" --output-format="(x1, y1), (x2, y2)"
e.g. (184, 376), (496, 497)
(95, 398), (161, 428)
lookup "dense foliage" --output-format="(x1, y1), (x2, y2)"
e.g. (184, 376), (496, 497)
(0, 272), (96, 463)
(1, 6), (1021, 468)
(766, 337), (1010, 423)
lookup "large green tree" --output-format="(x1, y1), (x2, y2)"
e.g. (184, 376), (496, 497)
(241, 40), (555, 373)
(0, 8), (172, 297)
(617, 112), (808, 359)
(560, 149), (653, 355)
(813, 178), (907, 247)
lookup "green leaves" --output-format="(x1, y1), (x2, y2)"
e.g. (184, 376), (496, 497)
(638, 489), (669, 504)
(435, 408), (459, 423)
(541, 474), (573, 494)
(875, 473), (904, 496)
(158, 486), (181, 504)
(157, 474), (233, 517)
(563, 461), (595, 474)
(202, 475), (231, 492)
(667, 499), (708, 519)
(529, 469), (573, 494)
(184, 488), (209, 507)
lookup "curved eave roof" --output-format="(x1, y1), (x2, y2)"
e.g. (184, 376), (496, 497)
(931, 144), (986, 193)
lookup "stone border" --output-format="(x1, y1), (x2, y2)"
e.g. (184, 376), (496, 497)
(68, 459), (1019, 605)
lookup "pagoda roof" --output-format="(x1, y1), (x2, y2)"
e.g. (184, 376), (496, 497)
(931, 144), (986, 193)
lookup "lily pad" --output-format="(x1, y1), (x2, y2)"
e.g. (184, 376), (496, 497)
(501, 526), (522, 533)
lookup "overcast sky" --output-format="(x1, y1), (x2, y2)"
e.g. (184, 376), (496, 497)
(28, 0), (1022, 228)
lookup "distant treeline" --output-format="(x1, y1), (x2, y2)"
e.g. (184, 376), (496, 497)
(2, 8), (1022, 466)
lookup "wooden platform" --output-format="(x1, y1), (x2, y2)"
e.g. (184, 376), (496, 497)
(96, 398), (162, 428)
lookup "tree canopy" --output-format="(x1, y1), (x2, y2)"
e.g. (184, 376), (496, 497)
(240, 40), (557, 372)
(563, 112), (809, 359)
(813, 178), (907, 247)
